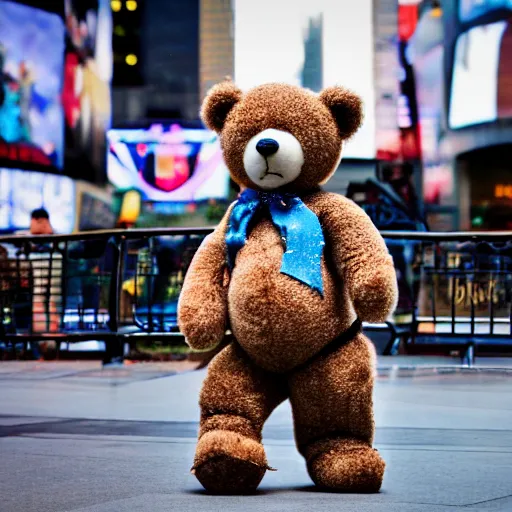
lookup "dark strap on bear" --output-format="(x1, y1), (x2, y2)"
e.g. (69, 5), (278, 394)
(287, 318), (362, 375)
(230, 317), (362, 375)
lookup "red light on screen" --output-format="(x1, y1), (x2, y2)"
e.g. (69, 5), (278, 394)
(154, 152), (190, 192)
(398, 5), (419, 42)
(136, 143), (147, 157)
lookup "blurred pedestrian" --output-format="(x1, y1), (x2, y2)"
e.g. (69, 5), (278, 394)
(30, 208), (54, 236)
(28, 208), (57, 360)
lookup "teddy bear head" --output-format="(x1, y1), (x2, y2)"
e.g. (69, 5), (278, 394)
(201, 81), (363, 192)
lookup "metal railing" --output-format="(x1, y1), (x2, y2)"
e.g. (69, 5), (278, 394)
(1, 228), (511, 364)
(380, 230), (512, 364)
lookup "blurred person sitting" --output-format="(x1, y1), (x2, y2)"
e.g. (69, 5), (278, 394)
(4, 209), (58, 360)
(27, 208), (55, 360)
(30, 208), (54, 236)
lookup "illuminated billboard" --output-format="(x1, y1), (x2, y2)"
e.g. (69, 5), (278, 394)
(0, 168), (75, 233)
(63, 0), (113, 179)
(449, 20), (512, 129)
(107, 123), (230, 202)
(0, 0), (112, 180)
(0, 1), (65, 170)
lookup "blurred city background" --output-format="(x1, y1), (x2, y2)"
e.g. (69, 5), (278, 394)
(1, 2), (512, 511)
(0, 0), (512, 364)
(1, 0), (511, 235)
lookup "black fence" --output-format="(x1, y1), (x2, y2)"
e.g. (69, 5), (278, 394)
(1, 229), (511, 365)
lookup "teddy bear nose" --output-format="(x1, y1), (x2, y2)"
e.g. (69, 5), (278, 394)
(256, 138), (279, 157)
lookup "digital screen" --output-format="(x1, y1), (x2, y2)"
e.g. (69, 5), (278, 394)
(0, 168), (75, 233)
(459, 0), (512, 23)
(0, 1), (65, 170)
(234, 0), (375, 159)
(78, 191), (116, 231)
(63, 0), (113, 177)
(107, 124), (230, 202)
(449, 20), (512, 128)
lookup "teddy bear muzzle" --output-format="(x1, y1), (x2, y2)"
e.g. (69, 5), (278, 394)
(243, 128), (304, 190)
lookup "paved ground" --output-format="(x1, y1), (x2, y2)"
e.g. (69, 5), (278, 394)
(1, 357), (512, 512)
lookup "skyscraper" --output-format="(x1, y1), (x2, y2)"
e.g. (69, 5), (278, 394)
(112, 0), (234, 123)
(301, 14), (323, 92)
(143, 0), (200, 119)
(200, 0), (234, 100)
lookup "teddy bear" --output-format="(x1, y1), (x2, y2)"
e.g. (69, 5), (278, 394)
(178, 81), (398, 494)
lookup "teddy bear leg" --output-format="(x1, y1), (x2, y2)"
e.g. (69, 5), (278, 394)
(193, 343), (287, 494)
(288, 332), (385, 493)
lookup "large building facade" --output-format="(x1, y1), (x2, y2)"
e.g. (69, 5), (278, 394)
(111, 0), (512, 232)
(200, 0), (234, 100)
(113, 0), (234, 124)
(383, 0), (512, 231)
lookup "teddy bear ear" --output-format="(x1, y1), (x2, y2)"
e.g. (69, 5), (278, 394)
(319, 86), (363, 139)
(200, 80), (243, 133)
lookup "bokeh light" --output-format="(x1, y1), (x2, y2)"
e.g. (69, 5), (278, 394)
(111, 0), (121, 12)
(125, 54), (138, 66)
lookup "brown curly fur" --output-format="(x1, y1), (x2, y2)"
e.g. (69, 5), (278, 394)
(178, 81), (398, 494)
(201, 81), (362, 191)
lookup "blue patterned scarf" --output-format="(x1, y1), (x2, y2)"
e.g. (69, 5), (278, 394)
(225, 189), (325, 295)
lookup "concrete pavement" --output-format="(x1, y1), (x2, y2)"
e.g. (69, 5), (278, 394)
(0, 358), (512, 511)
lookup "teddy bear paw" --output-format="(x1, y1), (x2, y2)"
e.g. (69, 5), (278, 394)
(192, 430), (270, 494)
(307, 439), (385, 493)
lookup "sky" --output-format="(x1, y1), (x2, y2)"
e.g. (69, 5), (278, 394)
(233, 0), (376, 159)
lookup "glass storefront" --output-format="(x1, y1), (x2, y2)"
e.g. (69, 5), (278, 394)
(458, 144), (512, 231)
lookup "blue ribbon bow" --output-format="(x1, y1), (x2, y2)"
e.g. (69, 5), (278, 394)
(225, 189), (325, 295)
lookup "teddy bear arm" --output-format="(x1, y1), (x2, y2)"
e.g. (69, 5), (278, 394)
(177, 231), (229, 350)
(323, 196), (398, 323)
(349, 254), (398, 323)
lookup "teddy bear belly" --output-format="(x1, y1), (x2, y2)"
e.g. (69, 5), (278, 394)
(227, 231), (355, 373)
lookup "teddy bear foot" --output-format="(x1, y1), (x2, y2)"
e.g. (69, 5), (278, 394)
(192, 430), (269, 494)
(306, 438), (385, 493)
